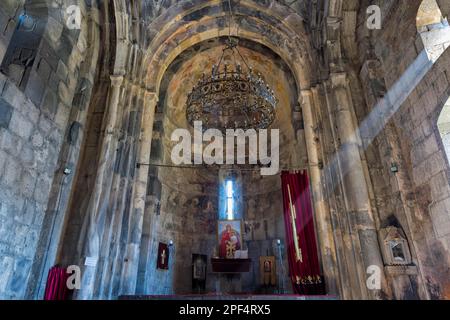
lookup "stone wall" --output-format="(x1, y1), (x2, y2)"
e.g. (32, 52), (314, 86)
(144, 182), (218, 294)
(0, 0), (25, 62)
(437, 101), (450, 157)
(0, 1), (99, 299)
(370, 1), (423, 88)
(352, 0), (450, 299)
(0, 71), (50, 299)
(137, 175), (291, 295)
(241, 178), (291, 294)
(391, 47), (450, 298)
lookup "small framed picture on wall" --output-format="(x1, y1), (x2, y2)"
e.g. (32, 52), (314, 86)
(156, 242), (169, 270)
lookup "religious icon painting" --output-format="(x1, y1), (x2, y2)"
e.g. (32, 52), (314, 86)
(259, 256), (276, 286)
(192, 254), (207, 293)
(157, 242), (169, 270)
(217, 220), (243, 259)
(193, 254), (207, 280)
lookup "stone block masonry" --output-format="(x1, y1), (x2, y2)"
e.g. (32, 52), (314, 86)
(0, 0), (96, 298)
(0, 74), (59, 299)
(0, 98), (13, 128)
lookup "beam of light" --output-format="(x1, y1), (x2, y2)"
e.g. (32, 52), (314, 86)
(358, 50), (433, 146)
(315, 49), (434, 205)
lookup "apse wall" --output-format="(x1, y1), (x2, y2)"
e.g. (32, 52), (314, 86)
(143, 179), (218, 294)
(140, 172), (291, 294)
(240, 175), (292, 293)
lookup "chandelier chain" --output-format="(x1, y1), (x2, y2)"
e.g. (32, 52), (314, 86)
(185, 0), (278, 132)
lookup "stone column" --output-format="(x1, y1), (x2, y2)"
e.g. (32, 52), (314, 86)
(76, 74), (124, 300)
(89, 74), (124, 222)
(119, 90), (158, 295)
(300, 89), (339, 296)
(330, 72), (386, 299)
(96, 82), (139, 299)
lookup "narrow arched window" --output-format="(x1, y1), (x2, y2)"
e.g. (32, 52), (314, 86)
(417, 0), (450, 62)
(225, 180), (234, 220)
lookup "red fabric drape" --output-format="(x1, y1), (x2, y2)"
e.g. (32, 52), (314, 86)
(44, 266), (70, 300)
(281, 171), (325, 295)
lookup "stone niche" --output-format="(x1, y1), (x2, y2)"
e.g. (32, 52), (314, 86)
(380, 226), (412, 266)
(380, 226), (419, 298)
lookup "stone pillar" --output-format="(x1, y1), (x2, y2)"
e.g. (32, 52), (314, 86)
(299, 89), (339, 296)
(119, 90), (158, 295)
(330, 72), (386, 299)
(88, 74), (124, 223)
(96, 82), (140, 299)
(76, 74), (124, 300)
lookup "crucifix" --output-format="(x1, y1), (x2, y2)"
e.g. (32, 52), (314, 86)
(161, 249), (166, 265)
(287, 184), (303, 263)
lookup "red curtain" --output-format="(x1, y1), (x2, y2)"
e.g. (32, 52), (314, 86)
(281, 171), (325, 295)
(44, 266), (70, 300)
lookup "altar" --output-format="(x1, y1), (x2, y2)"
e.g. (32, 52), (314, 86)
(211, 258), (252, 273)
(209, 258), (251, 294)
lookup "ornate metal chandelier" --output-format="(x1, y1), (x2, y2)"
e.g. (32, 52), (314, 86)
(185, 2), (277, 132)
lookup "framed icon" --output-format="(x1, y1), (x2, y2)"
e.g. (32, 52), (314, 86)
(217, 220), (243, 259)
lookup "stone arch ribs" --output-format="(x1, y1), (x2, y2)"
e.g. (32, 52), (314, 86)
(112, 0), (131, 76)
(110, 0), (153, 78)
(340, 0), (359, 63)
(317, 0), (361, 70)
(323, 4), (345, 71)
(140, 0), (315, 94)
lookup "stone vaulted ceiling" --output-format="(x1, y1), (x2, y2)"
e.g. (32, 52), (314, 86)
(155, 37), (305, 194)
(130, 0), (318, 194)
